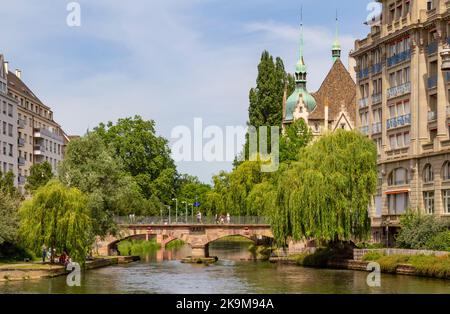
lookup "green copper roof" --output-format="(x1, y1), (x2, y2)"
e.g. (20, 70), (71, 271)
(295, 22), (307, 74)
(285, 87), (316, 121)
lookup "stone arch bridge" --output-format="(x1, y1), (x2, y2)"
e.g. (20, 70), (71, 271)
(97, 222), (273, 258)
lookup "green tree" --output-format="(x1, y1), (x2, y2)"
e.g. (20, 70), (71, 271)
(396, 211), (448, 250)
(270, 130), (378, 245)
(19, 181), (93, 264)
(25, 161), (53, 193)
(0, 191), (20, 246)
(204, 171), (231, 215)
(58, 133), (151, 237)
(94, 116), (176, 201)
(177, 175), (211, 214)
(279, 118), (313, 163)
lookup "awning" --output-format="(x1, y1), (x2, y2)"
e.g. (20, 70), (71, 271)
(385, 189), (410, 195)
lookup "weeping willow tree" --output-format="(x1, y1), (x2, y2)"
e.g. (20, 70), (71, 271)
(19, 180), (93, 264)
(270, 130), (377, 245)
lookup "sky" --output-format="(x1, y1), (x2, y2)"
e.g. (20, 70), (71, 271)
(0, 0), (374, 183)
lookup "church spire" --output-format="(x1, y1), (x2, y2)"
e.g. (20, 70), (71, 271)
(332, 10), (341, 62)
(295, 7), (307, 87)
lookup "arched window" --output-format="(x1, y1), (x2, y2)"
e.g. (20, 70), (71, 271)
(423, 164), (434, 183)
(388, 167), (409, 186)
(443, 161), (450, 181)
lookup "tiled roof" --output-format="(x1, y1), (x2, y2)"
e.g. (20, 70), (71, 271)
(7, 71), (47, 108)
(308, 59), (356, 123)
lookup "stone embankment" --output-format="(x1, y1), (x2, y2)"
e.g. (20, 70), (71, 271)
(0, 256), (140, 282)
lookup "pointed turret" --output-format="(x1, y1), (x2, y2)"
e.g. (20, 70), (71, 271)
(332, 11), (341, 62)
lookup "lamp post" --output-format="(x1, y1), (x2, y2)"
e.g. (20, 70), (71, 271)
(190, 203), (194, 223)
(182, 201), (187, 224)
(166, 205), (171, 224)
(172, 198), (178, 224)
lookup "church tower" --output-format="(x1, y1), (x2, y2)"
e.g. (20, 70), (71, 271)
(332, 12), (341, 62)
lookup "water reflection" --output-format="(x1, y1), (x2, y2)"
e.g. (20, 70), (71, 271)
(1, 240), (450, 294)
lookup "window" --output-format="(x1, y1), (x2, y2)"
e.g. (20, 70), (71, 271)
(388, 193), (409, 215)
(388, 167), (409, 186)
(423, 164), (434, 183)
(424, 191), (435, 214)
(443, 161), (450, 180)
(443, 190), (450, 214)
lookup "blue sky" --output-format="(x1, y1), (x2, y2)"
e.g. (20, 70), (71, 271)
(0, 0), (373, 183)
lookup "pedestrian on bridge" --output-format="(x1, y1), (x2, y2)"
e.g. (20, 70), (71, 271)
(196, 211), (202, 224)
(226, 213), (231, 224)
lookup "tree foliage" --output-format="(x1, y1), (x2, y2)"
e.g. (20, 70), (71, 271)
(396, 211), (448, 250)
(280, 118), (313, 163)
(19, 181), (93, 264)
(270, 130), (378, 245)
(25, 161), (53, 193)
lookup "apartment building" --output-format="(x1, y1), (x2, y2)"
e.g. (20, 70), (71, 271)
(0, 55), (18, 185)
(351, 0), (450, 244)
(2, 60), (68, 193)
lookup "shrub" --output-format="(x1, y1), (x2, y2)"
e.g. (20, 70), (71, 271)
(376, 255), (410, 273)
(361, 251), (384, 261)
(117, 239), (160, 256)
(395, 211), (447, 249)
(425, 231), (450, 252)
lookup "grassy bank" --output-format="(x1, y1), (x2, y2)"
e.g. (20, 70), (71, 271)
(166, 239), (185, 250)
(117, 239), (160, 257)
(362, 253), (450, 279)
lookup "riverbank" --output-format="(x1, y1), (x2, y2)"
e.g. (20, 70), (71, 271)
(270, 248), (450, 280)
(0, 256), (140, 282)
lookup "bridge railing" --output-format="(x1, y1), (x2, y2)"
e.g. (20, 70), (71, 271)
(114, 216), (270, 225)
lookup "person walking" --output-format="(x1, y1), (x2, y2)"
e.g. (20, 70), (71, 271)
(41, 244), (47, 263)
(226, 213), (231, 224)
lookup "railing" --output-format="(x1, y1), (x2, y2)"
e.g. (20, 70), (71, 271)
(358, 97), (369, 109)
(428, 75), (438, 89)
(18, 138), (25, 147)
(372, 93), (382, 105)
(34, 128), (64, 143)
(357, 68), (370, 80)
(428, 111), (437, 122)
(427, 41), (438, 55)
(387, 49), (411, 68)
(386, 113), (411, 130)
(371, 63), (383, 75)
(387, 81), (411, 99)
(34, 145), (46, 153)
(372, 122), (382, 134)
(114, 216), (270, 225)
(359, 125), (369, 135)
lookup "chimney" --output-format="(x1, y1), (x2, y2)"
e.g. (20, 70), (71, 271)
(3, 61), (8, 74)
(324, 100), (329, 131)
(15, 69), (21, 79)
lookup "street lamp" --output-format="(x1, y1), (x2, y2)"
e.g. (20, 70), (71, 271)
(172, 198), (178, 224)
(182, 201), (188, 224)
(190, 203), (194, 223)
(166, 205), (171, 224)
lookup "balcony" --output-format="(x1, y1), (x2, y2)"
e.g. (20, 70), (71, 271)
(387, 82), (411, 99)
(34, 128), (64, 143)
(372, 122), (382, 134)
(427, 41), (438, 55)
(18, 119), (26, 129)
(428, 75), (438, 89)
(18, 137), (25, 147)
(372, 93), (382, 105)
(34, 145), (46, 155)
(357, 68), (370, 80)
(371, 63), (382, 75)
(18, 157), (25, 166)
(428, 111), (437, 122)
(18, 175), (26, 186)
(386, 113), (411, 130)
(358, 97), (369, 109)
(359, 125), (369, 135)
(387, 49), (411, 68)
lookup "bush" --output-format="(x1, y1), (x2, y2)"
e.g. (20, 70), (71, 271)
(117, 239), (160, 256)
(395, 211), (448, 250)
(376, 255), (409, 273)
(361, 251), (384, 261)
(0, 242), (36, 262)
(425, 231), (450, 252)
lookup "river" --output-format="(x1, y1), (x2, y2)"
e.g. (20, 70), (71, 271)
(1, 241), (450, 294)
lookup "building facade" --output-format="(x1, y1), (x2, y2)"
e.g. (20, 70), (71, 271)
(1, 56), (68, 193)
(351, 0), (450, 244)
(283, 19), (357, 137)
(0, 55), (18, 185)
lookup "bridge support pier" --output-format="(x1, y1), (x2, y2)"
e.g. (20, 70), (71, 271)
(191, 244), (209, 258)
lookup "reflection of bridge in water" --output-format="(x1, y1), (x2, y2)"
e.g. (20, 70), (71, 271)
(97, 217), (273, 258)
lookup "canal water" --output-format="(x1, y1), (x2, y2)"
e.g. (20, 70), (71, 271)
(1, 241), (450, 294)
